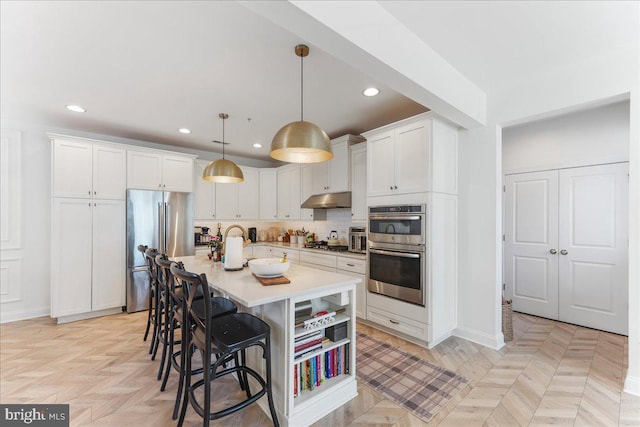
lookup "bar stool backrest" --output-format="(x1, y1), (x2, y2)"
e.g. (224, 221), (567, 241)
(170, 263), (213, 348)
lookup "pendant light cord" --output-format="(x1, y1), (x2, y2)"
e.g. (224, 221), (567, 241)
(222, 117), (225, 159)
(300, 52), (304, 122)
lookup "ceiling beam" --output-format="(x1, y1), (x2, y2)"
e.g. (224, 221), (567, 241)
(242, 0), (486, 129)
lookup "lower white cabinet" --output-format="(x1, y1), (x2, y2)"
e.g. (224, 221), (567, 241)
(337, 257), (366, 320)
(51, 198), (125, 320)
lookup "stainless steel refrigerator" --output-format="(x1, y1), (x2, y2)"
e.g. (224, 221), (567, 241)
(126, 189), (194, 313)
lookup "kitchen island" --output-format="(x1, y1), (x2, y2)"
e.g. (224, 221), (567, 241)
(175, 255), (360, 427)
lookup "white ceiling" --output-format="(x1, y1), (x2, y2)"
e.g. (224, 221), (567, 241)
(1, 1), (636, 163)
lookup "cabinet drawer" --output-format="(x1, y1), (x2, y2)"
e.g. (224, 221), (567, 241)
(367, 292), (428, 324)
(299, 251), (337, 269)
(367, 306), (429, 342)
(337, 257), (365, 274)
(299, 262), (335, 273)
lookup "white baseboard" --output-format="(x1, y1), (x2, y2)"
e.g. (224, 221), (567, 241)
(55, 307), (123, 324)
(624, 374), (640, 397)
(0, 307), (49, 324)
(452, 326), (505, 350)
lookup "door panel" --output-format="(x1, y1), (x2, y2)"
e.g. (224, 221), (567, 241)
(92, 200), (125, 310)
(558, 163), (628, 334)
(504, 171), (559, 319)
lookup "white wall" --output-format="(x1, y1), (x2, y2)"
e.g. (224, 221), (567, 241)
(503, 101), (630, 173)
(456, 46), (640, 395)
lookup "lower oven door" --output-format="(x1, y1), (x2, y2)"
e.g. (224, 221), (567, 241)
(368, 245), (425, 306)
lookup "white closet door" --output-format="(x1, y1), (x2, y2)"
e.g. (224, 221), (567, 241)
(558, 163), (628, 335)
(504, 170), (559, 319)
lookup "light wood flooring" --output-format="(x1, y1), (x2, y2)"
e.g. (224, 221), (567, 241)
(1, 311), (638, 426)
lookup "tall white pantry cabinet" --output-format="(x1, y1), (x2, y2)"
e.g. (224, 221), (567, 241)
(50, 136), (126, 322)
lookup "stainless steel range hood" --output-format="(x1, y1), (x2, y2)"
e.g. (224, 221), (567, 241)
(301, 191), (351, 209)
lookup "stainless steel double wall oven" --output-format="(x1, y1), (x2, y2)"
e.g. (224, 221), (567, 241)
(368, 204), (426, 306)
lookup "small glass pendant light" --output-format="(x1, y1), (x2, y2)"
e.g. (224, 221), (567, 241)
(203, 113), (244, 183)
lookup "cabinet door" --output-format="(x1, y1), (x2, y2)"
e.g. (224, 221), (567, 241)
(52, 139), (93, 198)
(350, 145), (367, 220)
(395, 120), (429, 194)
(162, 155), (194, 192)
(92, 200), (126, 310)
(277, 166), (300, 220)
(238, 167), (259, 219)
(259, 169), (277, 220)
(93, 144), (126, 200)
(127, 150), (163, 190)
(327, 140), (350, 192)
(367, 131), (395, 197)
(51, 198), (93, 317)
(300, 165), (314, 220)
(194, 160), (216, 220)
(215, 182), (239, 219)
(288, 166), (301, 220)
(311, 162), (328, 194)
(277, 168), (290, 220)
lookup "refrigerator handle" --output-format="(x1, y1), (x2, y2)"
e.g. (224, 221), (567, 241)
(158, 202), (164, 252)
(164, 202), (169, 253)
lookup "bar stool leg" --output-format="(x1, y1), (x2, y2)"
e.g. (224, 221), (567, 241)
(264, 336), (280, 427)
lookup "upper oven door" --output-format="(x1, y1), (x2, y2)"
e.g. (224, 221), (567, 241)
(368, 212), (425, 245)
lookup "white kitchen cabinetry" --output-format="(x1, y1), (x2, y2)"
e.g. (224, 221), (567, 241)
(277, 164), (301, 220)
(52, 138), (126, 200)
(300, 165), (315, 220)
(259, 169), (278, 220)
(127, 149), (195, 192)
(365, 113), (457, 198)
(51, 198), (125, 320)
(337, 257), (366, 320)
(215, 167), (259, 220)
(350, 143), (367, 221)
(194, 160), (216, 220)
(310, 135), (365, 194)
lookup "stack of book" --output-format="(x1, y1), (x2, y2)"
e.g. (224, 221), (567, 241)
(293, 343), (350, 398)
(294, 330), (323, 360)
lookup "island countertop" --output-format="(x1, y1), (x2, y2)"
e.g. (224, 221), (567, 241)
(174, 255), (361, 308)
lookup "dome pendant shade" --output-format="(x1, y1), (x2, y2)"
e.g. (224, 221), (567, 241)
(202, 158), (244, 183)
(270, 120), (333, 163)
(270, 44), (332, 163)
(202, 112), (244, 183)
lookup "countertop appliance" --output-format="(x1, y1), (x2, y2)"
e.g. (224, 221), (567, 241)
(368, 205), (426, 306)
(348, 227), (367, 254)
(126, 189), (194, 312)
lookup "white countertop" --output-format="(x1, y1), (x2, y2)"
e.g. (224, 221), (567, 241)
(174, 255), (361, 307)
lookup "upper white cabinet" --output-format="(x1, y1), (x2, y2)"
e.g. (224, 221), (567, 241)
(300, 164), (315, 220)
(350, 143), (367, 221)
(310, 135), (365, 194)
(364, 113), (458, 198)
(127, 149), (195, 192)
(215, 166), (259, 220)
(277, 164), (301, 220)
(194, 160), (216, 220)
(259, 169), (278, 220)
(52, 138), (126, 200)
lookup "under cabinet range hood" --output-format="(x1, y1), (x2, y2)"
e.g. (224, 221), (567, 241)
(301, 191), (351, 209)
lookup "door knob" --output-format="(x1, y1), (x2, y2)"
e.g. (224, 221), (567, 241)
(560, 249), (568, 255)
(549, 249), (557, 254)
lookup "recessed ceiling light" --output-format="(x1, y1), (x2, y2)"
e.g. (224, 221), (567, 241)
(178, 128), (191, 134)
(363, 87), (379, 97)
(66, 104), (86, 113)
(253, 143), (262, 148)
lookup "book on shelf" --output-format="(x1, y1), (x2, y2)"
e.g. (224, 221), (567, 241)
(294, 344), (322, 360)
(294, 343), (350, 398)
(294, 337), (323, 352)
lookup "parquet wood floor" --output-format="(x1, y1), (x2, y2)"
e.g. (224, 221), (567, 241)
(1, 311), (638, 426)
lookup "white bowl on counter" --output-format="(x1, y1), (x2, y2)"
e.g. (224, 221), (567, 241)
(248, 258), (291, 278)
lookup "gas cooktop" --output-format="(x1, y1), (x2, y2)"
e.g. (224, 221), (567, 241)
(304, 241), (349, 252)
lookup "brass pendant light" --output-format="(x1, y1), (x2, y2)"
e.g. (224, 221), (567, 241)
(270, 44), (333, 163)
(202, 113), (244, 183)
